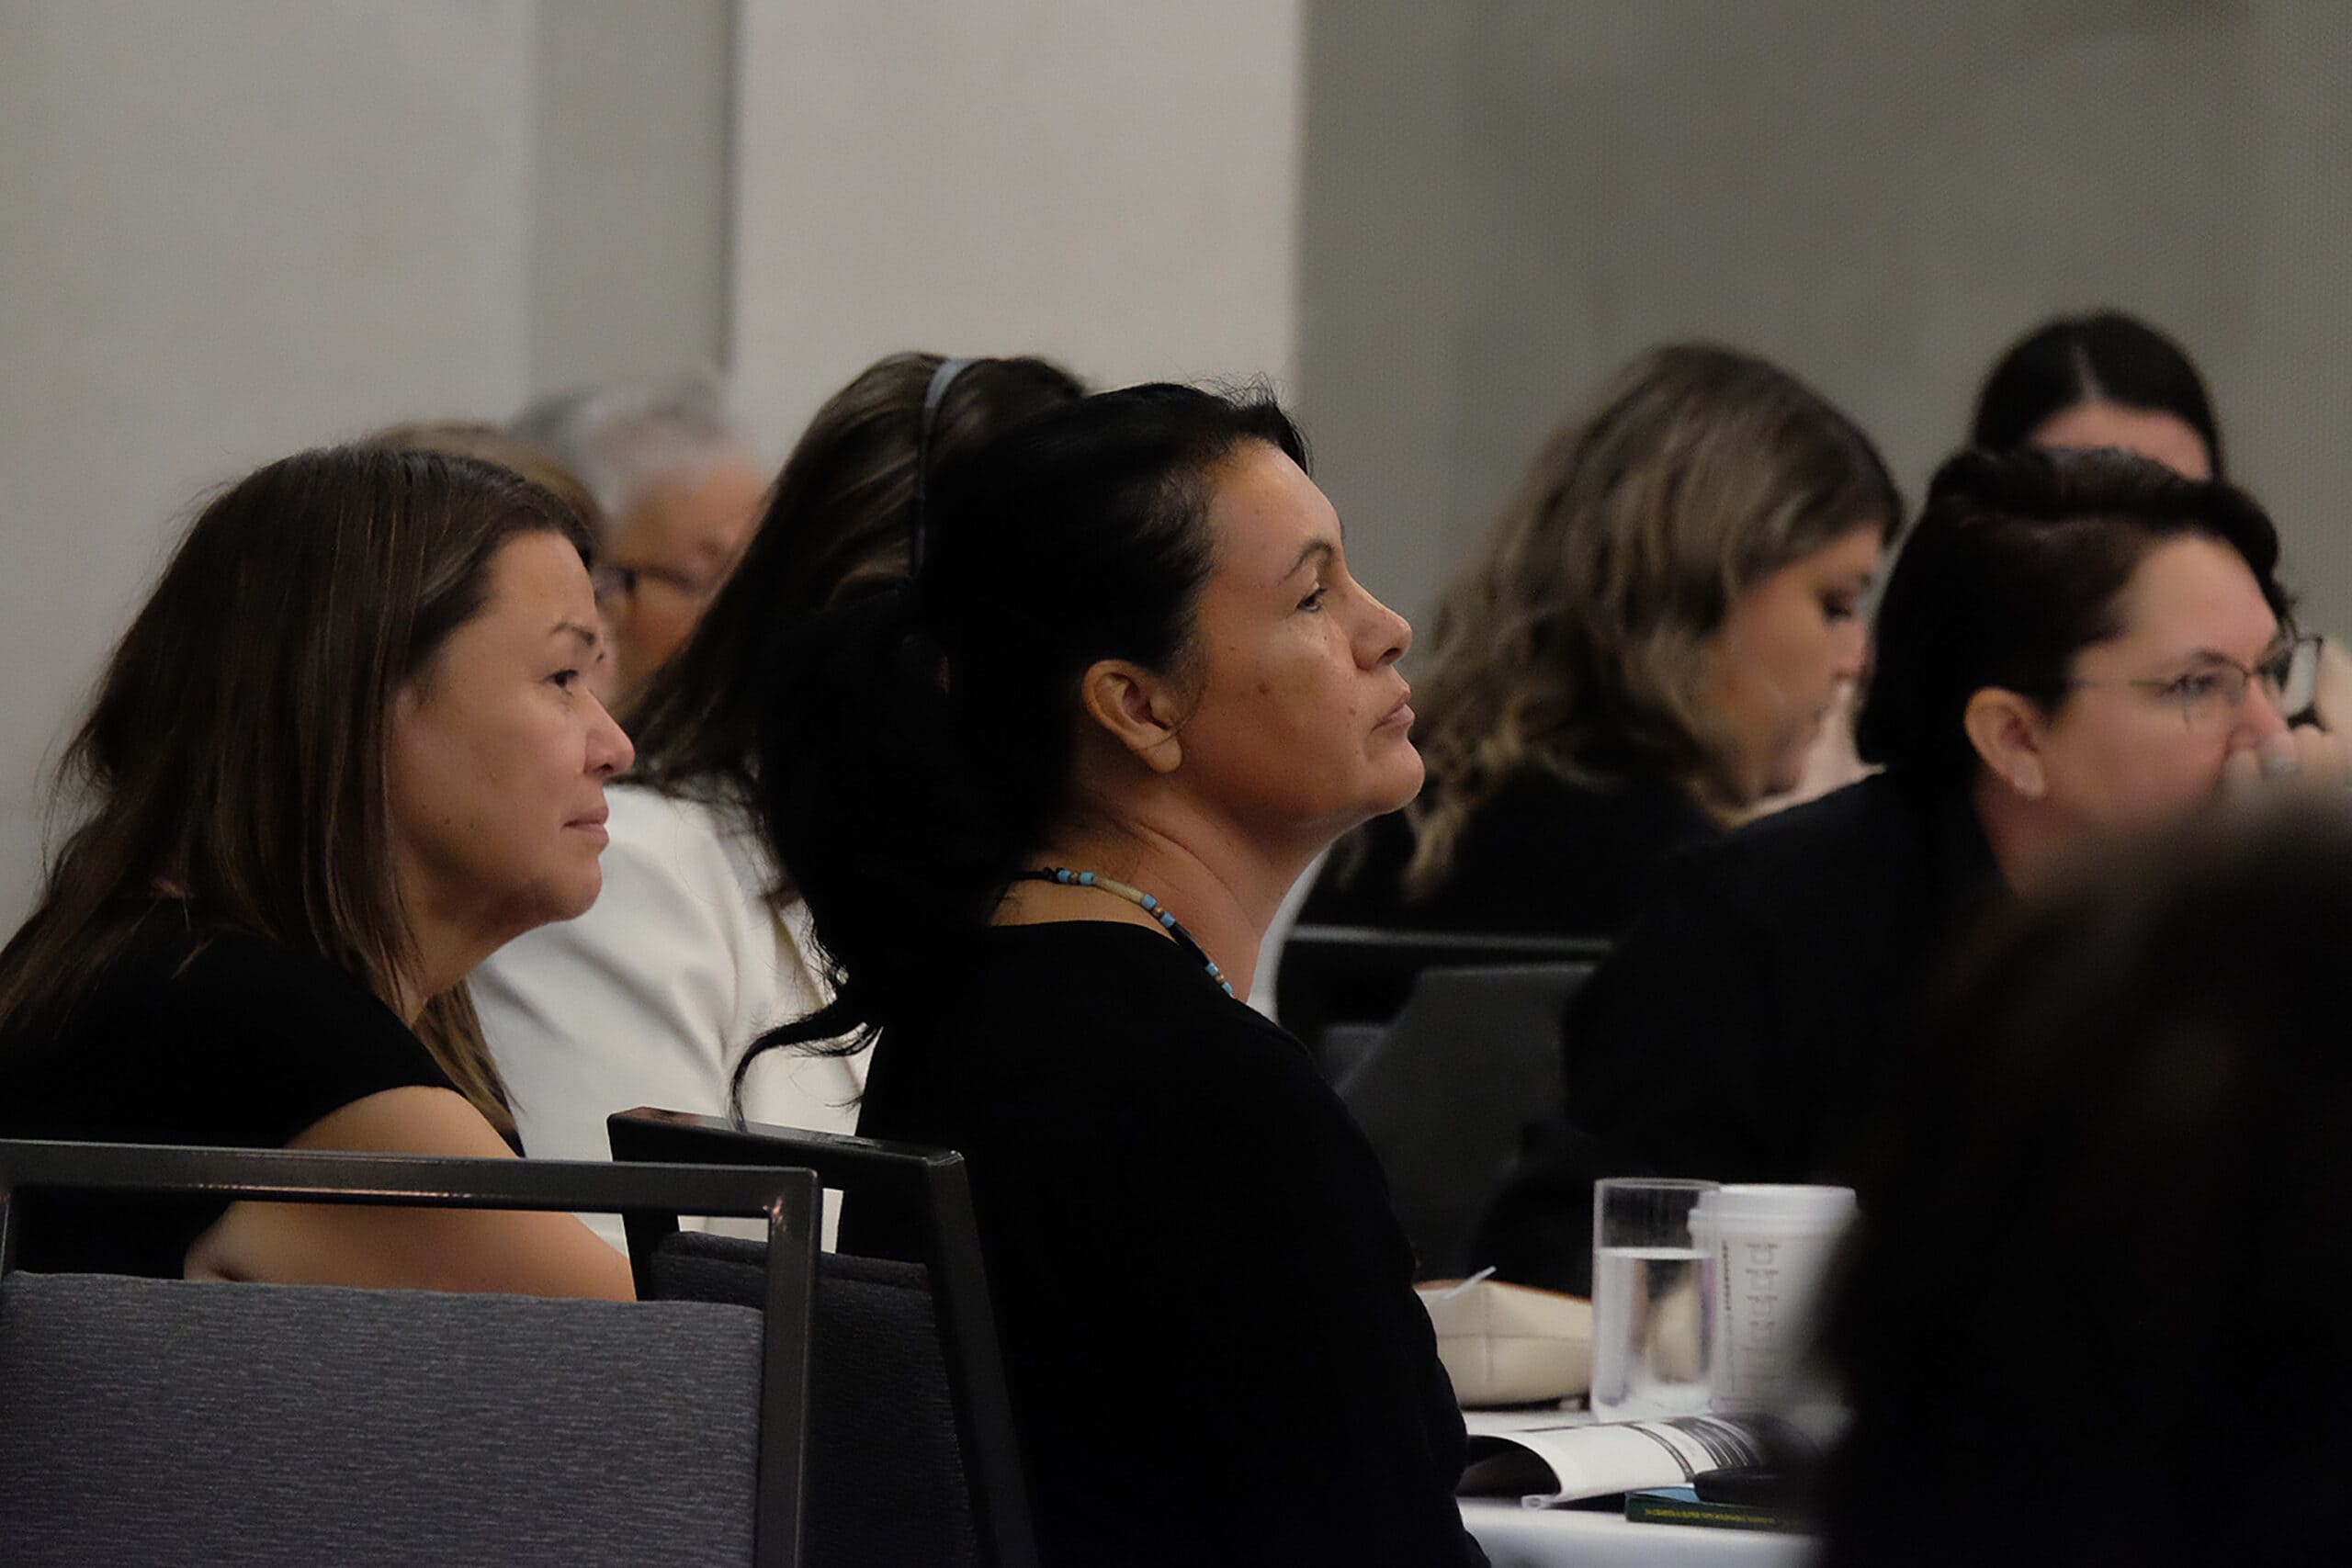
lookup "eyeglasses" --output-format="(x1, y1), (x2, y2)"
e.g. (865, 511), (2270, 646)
(2069, 634), (2322, 728)
(590, 559), (721, 605)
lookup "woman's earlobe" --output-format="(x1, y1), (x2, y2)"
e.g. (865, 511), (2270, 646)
(1080, 660), (1186, 775)
(1963, 687), (2048, 800)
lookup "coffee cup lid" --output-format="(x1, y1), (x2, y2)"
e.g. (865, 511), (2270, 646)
(1689, 1183), (1857, 1232)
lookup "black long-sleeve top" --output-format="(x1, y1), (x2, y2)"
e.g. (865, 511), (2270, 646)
(1477, 774), (2007, 1292)
(1303, 767), (1723, 940)
(854, 919), (1487, 1568)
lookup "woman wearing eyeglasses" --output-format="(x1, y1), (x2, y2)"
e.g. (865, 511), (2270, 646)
(1968, 307), (2352, 736)
(514, 381), (769, 713)
(1479, 445), (2348, 1292)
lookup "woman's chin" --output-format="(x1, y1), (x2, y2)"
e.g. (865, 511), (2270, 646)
(1375, 748), (1427, 813)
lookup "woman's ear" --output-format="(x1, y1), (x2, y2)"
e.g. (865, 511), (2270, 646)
(1962, 687), (2049, 799)
(1079, 659), (1186, 774)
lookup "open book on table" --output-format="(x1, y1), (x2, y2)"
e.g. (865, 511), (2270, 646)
(1457, 1409), (1801, 1507)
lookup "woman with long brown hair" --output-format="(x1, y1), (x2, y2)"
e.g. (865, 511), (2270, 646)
(0, 446), (635, 1295)
(1302, 342), (1900, 942)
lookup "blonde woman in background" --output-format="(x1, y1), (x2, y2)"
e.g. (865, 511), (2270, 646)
(1301, 343), (1902, 958)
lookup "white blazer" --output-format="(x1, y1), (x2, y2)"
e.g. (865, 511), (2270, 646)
(474, 784), (868, 1247)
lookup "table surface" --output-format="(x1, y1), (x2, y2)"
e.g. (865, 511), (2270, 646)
(1460, 1499), (1815, 1568)
(1457, 1407), (1816, 1567)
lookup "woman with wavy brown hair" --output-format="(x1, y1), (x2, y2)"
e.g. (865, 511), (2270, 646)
(1302, 342), (1901, 941)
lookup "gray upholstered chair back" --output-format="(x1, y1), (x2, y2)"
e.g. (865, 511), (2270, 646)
(0, 1269), (763, 1568)
(1335, 960), (1597, 1279)
(610, 1111), (1037, 1568)
(651, 1232), (982, 1568)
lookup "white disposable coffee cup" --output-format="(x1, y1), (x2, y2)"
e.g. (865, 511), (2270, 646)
(1686, 1183), (1856, 1413)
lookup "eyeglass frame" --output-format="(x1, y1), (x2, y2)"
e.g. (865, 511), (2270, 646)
(2064, 632), (2322, 727)
(590, 558), (723, 604)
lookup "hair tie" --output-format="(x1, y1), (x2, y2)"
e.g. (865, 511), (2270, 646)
(910, 356), (977, 577)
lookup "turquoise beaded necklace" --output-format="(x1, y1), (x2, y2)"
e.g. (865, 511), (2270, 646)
(1016, 867), (1235, 998)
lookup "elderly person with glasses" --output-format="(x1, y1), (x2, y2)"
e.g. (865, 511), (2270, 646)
(515, 379), (768, 713)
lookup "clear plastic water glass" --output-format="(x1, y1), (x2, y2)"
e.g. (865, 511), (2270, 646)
(1589, 1177), (1717, 1419)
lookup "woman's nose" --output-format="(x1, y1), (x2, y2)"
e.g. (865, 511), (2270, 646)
(2235, 680), (2292, 744)
(1360, 590), (1411, 668)
(590, 699), (635, 776)
(1831, 620), (1869, 682)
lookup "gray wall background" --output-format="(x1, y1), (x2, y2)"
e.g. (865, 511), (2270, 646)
(727, 0), (1302, 469)
(1298, 0), (2352, 640)
(0, 0), (734, 927)
(6, 0), (2351, 929)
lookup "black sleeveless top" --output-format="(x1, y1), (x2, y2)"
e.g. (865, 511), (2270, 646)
(0, 906), (453, 1277)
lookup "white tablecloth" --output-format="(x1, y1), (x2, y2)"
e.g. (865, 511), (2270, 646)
(1461, 1499), (1815, 1568)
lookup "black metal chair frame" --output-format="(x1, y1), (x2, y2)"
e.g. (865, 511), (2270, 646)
(0, 1138), (822, 1568)
(1273, 921), (1612, 1065)
(608, 1108), (1038, 1568)
(1283, 923), (1615, 963)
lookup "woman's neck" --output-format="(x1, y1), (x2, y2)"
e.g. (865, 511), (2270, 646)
(994, 815), (1301, 1001)
(389, 905), (523, 1027)
(387, 940), (466, 1028)
(1968, 767), (2056, 895)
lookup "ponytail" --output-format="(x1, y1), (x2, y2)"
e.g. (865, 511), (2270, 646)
(739, 383), (1306, 1079)
(746, 579), (1063, 1055)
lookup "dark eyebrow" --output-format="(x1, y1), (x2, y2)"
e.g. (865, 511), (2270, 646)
(553, 619), (601, 651)
(2180, 637), (2289, 668)
(1282, 539), (1336, 584)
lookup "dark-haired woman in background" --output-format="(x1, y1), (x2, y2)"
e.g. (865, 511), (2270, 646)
(1973, 306), (2352, 729)
(741, 384), (1484, 1565)
(0, 447), (636, 1295)
(1481, 446), (2346, 1292)
(1973, 308), (2224, 479)
(1816, 805), (2352, 1566)
(474, 354), (1084, 1229)
(1302, 344), (1900, 949)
